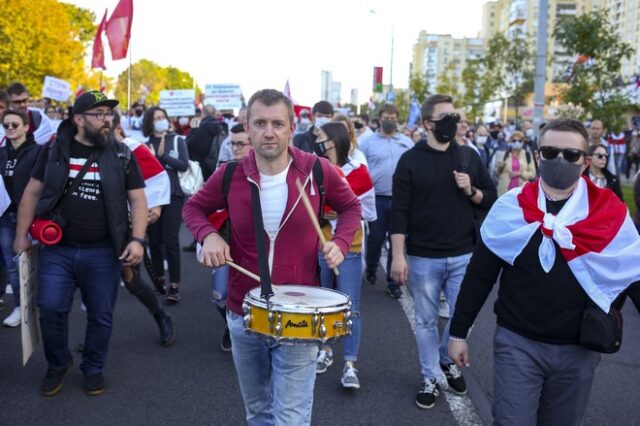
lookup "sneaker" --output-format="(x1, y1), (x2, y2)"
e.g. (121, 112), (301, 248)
(3, 306), (21, 327)
(416, 378), (440, 409)
(220, 327), (232, 352)
(316, 349), (334, 374)
(154, 311), (176, 347)
(83, 372), (105, 396)
(341, 365), (360, 389)
(41, 360), (73, 396)
(365, 272), (377, 285)
(441, 363), (467, 395)
(387, 284), (402, 299)
(166, 284), (181, 304)
(438, 300), (450, 319)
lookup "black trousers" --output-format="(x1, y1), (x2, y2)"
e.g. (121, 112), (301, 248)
(148, 196), (184, 283)
(123, 265), (162, 316)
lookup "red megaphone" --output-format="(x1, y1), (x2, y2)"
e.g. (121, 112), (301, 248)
(30, 218), (63, 245)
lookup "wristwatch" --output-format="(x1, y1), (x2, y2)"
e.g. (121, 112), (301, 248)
(467, 187), (478, 198)
(130, 237), (147, 247)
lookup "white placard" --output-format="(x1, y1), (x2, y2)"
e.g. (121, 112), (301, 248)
(41, 76), (71, 102)
(159, 89), (196, 117)
(203, 84), (243, 109)
(19, 248), (41, 366)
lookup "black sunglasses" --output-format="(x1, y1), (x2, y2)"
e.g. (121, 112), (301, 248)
(593, 153), (609, 160)
(429, 112), (460, 124)
(2, 122), (21, 130)
(539, 146), (586, 163)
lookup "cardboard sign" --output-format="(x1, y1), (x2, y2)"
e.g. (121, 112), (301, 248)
(41, 76), (71, 102)
(159, 89), (196, 117)
(19, 249), (41, 366)
(203, 84), (243, 109)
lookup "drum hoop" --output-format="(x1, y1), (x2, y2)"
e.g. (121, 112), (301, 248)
(246, 285), (349, 314)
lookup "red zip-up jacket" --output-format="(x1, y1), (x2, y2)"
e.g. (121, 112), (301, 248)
(183, 147), (362, 314)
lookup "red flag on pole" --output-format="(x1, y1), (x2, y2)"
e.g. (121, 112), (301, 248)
(91, 9), (108, 69)
(105, 0), (133, 60)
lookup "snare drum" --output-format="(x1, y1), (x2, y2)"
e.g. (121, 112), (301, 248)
(242, 285), (352, 344)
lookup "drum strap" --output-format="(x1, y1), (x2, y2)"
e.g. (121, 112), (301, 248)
(250, 181), (274, 301)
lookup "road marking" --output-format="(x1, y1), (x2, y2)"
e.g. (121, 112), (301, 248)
(380, 250), (483, 426)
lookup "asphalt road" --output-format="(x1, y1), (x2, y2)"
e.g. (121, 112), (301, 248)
(0, 227), (639, 425)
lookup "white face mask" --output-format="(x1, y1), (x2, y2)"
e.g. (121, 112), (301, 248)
(476, 135), (488, 145)
(510, 141), (523, 150)
(314, 116), (330, 129)
(154, 119), (169, 133)
(178, 117), (189, 126)
(300, 118), (311, 127)
(525, 129), (534, 138)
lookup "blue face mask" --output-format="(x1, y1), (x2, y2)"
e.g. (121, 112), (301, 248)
(154, 119), (169, 133)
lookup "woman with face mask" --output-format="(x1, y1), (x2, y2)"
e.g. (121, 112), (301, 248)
(313, 122), (376, 390)
(332, 113), (367, 165)
(495, 131), (537, 196)
(584, 144), (623, 200)
(142, 107), (190, 303)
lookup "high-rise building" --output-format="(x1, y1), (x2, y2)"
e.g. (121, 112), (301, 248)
(411, 31), (484, 94)
(320, 70), (342, 105)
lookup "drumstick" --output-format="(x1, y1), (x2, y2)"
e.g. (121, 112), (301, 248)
(227, 261), (260, 283)
(295, 179), (340, 276)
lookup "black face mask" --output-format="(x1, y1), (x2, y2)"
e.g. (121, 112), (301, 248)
(314, 140), (332, 157)
(430, 114), (459, 143)
(538, 157), (583, 190)
(135, 109), (143, 117)
(354, 121), (364, 130)
(490, 130), (500, 139)
(381, 120), (397, 135)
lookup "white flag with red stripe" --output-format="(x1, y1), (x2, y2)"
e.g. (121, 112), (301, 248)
(481, 177), (640, 312)
(343, 161), (376, 222)
(122, 137), (170, 208)
(0, 175), (11, 216)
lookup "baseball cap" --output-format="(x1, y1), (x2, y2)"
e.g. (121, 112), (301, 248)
(73, 90), (119, 115)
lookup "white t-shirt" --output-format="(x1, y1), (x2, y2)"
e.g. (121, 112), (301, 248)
(260, 161), (292, 238)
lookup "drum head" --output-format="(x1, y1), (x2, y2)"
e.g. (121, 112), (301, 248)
(247, 285), (349, 312)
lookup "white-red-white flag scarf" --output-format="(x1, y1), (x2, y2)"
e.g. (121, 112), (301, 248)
(481, 177), (640, 312)
(122, 137), (170, 208)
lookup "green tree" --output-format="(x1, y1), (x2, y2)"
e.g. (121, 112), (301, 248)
(554, 10), (635, 132)
(435, 62), (461, 103)
(409, 72), (430, 104)
(0, 0), (96, 96)
(114, 60), (200, 106)
(460, 59), (485, 123)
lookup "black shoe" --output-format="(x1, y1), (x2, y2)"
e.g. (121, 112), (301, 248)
(41, 360), (73, 396)
(387, 283), (402, 299)
(182, 241), (197, 252)
(83, 372), (105, 396)
(166, 284), (181, 304)
(155, 311), (176, 347)
(365, 272), (377, 285)
(416, 378), (440, 409)
(220, 327), (232, 352)
(441, 363), (467, 395)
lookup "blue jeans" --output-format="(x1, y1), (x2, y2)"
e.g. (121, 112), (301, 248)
(38, 245), (121, 373)
(365, 196), (393, 283)
(0, 212), (18, 307)
(227, 310), (318, 426)
(318, 251), (362, 361)
(407, 253), (472, 381)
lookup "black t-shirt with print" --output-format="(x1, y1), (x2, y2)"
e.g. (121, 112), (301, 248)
(3, 143), (19, 212)
(32, 140), (145, 246)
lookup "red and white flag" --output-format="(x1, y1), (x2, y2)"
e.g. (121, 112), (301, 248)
(481, 177), (640, 312)
(91, 9), (108, 70)
(284, 79), (291, 100)
(106, 0), (133, 60)
(342, 162), (376, 222)
(0, 175), (11, 216)
(122, 137), (170, 208)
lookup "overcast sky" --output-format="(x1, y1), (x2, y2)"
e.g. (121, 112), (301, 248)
(67, 0), (484, 106)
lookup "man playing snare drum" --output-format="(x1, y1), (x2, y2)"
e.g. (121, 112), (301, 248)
(183, 89), (361, 426)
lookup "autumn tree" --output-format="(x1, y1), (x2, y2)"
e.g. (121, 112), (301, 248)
(0, 0), (96, 96)
(554, 10), (635, 132)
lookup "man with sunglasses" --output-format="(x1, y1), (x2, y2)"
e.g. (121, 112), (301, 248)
(14, 90), (148, 397)
(390, 94), (496, 409)
(6, 82), (56, 145)
(449, 119), (640, 424)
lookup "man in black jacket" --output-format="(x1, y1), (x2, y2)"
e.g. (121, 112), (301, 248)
(389, 94), (496, 410)
(292, 100), (334, 153)
(14, 90), (148, 397)
(449, 119), (640, 425)
(185, 104), (227, 181)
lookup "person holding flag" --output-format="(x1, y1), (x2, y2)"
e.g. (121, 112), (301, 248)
(449, 119), (640, 424)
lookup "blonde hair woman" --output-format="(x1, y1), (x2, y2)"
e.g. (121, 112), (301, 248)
(495, 131), (536, 195)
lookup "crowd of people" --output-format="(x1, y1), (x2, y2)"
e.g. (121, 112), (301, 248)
(1, 80), (640, 426)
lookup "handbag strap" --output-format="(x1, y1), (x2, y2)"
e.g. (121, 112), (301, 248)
(58, 151), (98, 207)
(250, 181), (273, 301)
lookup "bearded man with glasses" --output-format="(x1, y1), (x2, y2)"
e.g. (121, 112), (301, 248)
(449, 118), (640, 425)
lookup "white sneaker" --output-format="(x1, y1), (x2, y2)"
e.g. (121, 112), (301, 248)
(3, 306), (21, 327)
(341, 365), (360, 389)
(438, 300), (450, 319)
(316, 349), (334, 374)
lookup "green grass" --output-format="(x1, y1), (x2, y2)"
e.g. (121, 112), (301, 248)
(622, 184), (636, 218)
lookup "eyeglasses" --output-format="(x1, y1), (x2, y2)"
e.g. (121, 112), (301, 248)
(539, 146), (586, 163)
(429, 112), (461, 124)
(82, 111), (115, 121)
(593, 153), (609, 160)
(231, 141), (251, 149)
(11, 98), (29, 106)
(2, 122), (21, 130)
(510, 139), (524, 143)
